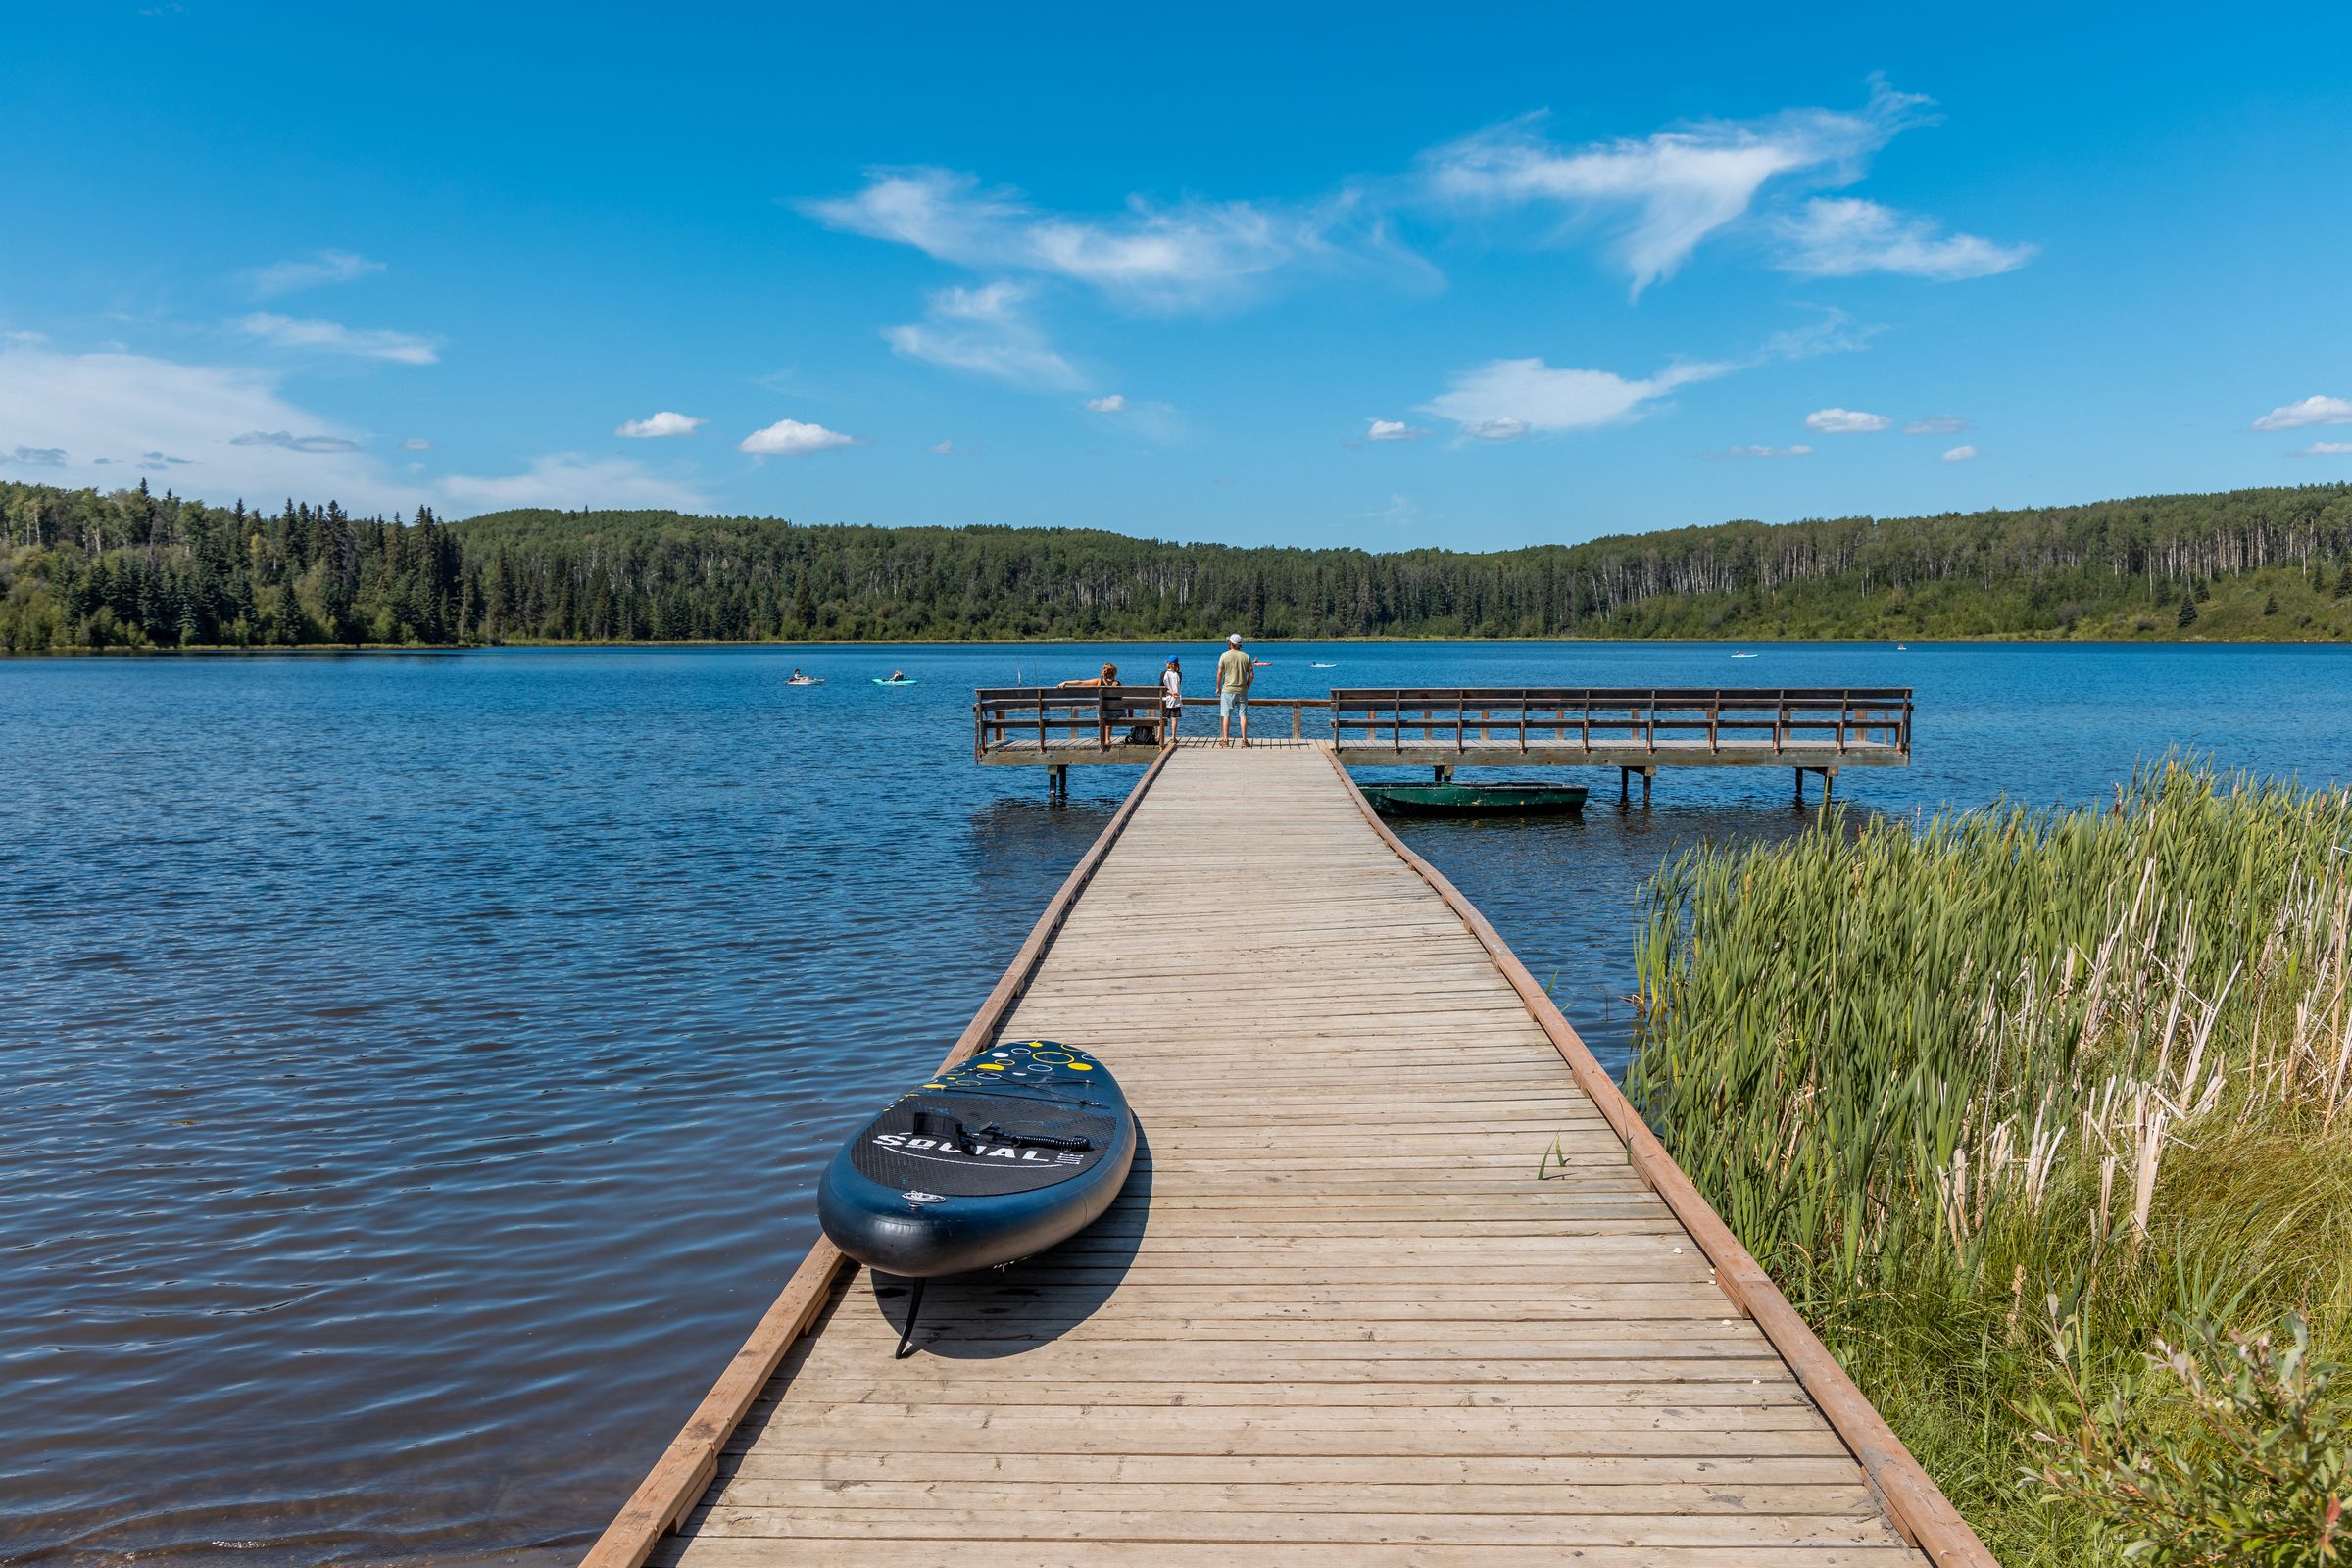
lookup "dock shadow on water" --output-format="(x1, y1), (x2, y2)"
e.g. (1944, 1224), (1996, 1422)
(866, 1128), (1152, 1360)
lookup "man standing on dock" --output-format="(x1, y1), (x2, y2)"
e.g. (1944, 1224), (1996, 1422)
(1216, 633), (1253, 747)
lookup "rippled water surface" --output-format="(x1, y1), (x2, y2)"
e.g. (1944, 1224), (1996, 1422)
(3, 641), (2347, 1565)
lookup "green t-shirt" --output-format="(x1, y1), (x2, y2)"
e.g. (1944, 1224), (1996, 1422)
(1216, 647), (1254, 693)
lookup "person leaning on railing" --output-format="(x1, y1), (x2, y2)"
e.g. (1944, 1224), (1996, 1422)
(1057, 662), (1119, 689)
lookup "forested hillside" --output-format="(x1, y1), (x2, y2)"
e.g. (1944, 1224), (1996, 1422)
(4, 477), (2350, 651)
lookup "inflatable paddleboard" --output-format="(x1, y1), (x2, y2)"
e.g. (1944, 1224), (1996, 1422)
(871, 678), (918, 686)
(818, 1039), (1136, 1354)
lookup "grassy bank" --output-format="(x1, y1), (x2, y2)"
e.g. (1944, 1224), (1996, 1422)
(1631, 764), (2352, 1564)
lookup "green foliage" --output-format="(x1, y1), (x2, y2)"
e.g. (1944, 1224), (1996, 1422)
(2029, 1310), (2347, 1565)
(1631, 766), (2352, 1562)
(3, 477), (2351, 649)
(2180, 592), (2200, 628)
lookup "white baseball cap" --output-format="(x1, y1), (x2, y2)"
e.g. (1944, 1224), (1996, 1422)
(1227, 633), (1244, 645)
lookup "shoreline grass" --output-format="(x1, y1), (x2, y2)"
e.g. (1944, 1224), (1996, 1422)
(1631, 762), (2352, 1563)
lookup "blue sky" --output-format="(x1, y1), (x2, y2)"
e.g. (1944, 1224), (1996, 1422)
(3, 2), (2348, 550)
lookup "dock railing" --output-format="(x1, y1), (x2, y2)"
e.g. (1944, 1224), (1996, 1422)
(974, 685), (1170, 758)
(1330, 686), (1912, 758)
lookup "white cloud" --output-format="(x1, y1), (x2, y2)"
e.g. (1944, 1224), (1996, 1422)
(401, 437), (431, 451)
(1420, 80), (1933, 293)
(442, 454), (706, 513)
(1462, 417), (1528, 442)
(806, 168), (1383, 312)
(2252, 395), (2352, 431)
(230, 429), (363, 453)
(0, 344), (418, 512)
(1423, 357), (1730, 438)
(737, 417), (858, 456)
(615, 411), (705, 439)
(927, 440), (956, 455)
(1367, 418), (1428, 441)
(1725, 443), (1813, 458)
(1774, 197), (2035, 280)
(1942, 444), (1980, 462)
(236, 312), (439, 365)
(1904, 415), (1969, 435)
(1806, 407), (1891, 434)
(2293, 441), (2352, 457)
(1086, 394), (1128, 413)
(884, 280), (1083, 389)
(245, 249), (386, 298)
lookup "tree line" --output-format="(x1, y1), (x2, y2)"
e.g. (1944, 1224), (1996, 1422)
(3, 477), (2350, 653)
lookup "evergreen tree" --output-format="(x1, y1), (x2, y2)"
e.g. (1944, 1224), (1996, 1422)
(2177, 592), (2199, 628)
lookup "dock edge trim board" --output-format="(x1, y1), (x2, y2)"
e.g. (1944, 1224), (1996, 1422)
(1317, 746), (1997, 1568)
(579, 747), (1175, 1568)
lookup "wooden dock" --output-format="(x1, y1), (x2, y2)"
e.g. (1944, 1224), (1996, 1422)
(587, 744), (1988, 1568)
(975, 686), (1910, 804)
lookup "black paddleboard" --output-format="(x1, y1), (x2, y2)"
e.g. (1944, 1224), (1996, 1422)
(817, 1040), (1136, 1290)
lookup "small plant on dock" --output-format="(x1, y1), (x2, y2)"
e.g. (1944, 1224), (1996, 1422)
(1630, 760), (2352, 1564)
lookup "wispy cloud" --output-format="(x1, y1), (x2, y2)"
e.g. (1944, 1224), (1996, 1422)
(442, 454), (706, 513)
(0, 344), (416, 511)
(1722, 443), (1813, 458)
(1805, 407), (1892, 434)
(236, 313), (439, 365)
(615, 411), (705, 438)
(1775, 197), (2034, 280)
(245, 249), (386, 298)
(230, 429), (363, 453)
(2294, 441), (2352, 457)
(401, 437), (431, 451)
(1423, 357), (1730, 438)
(884, 280), (1083, 389)
(1366, 418), (1428, 441)
(1085, 393), (1128, 413)
(1904, 415), (1970, 435)
(808, 167), (1420, 313)
(738, 417), (859, 456)
(1419, 79), (1934, 294)
(2252, 395), (2352, 431)
(1942, 444), (1981, 462)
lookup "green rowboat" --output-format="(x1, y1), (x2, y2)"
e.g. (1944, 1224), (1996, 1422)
(1359, 781), (1590, 816)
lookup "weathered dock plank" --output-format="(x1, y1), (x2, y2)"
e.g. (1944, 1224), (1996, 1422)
(593, 743), (1989, 1568)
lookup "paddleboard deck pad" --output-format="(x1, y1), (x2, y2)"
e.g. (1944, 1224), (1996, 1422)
(818, 1040), (1136, 1283)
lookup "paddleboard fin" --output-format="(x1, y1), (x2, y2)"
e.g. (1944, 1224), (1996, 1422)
(894, 1277), (926, 1360)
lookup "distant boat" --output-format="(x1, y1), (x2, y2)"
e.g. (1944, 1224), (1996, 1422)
(786, 676), (824, 686)
(872, 677), (917, 687)
(1361, 781), (1589, 817)
(1731, 651), (1759, 659)
(1310, 662), (1338, 668)
(1896, 643), (1909, 651)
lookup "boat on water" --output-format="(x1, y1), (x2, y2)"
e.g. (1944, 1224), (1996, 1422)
(786, 677), (824, 686)
(1310, 662), (1337, 668)
(1731, 651), (1759, 658)
(872, 678), (918, 686)
(1359, 781), (1590, 817)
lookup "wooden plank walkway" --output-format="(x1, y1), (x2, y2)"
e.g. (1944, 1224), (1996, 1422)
(598, 744), (1989, 1568)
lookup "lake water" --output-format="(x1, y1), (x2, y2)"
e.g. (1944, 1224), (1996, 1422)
(4, 640), (2347, 1566)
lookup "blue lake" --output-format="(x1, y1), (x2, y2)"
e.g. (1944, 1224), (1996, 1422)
(2, 640), (2346, 1565)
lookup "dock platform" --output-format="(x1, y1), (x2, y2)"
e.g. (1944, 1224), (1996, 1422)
(588, 744), (1985, 1568)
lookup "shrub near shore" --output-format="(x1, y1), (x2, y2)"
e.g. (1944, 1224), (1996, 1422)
(1632, 764), (2352, 1564)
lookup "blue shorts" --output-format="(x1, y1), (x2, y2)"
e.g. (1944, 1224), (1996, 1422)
(1219, 691), (1248, 722)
